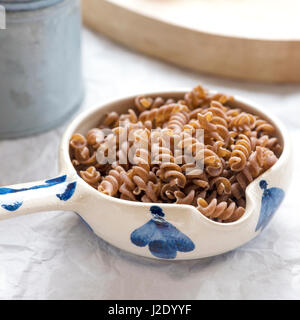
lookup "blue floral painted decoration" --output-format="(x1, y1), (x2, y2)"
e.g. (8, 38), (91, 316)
(255, 180), (285, 232)
(130, 206), (195, 259)
(0, 175), (76, 212)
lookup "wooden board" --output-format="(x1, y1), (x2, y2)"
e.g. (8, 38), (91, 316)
(82, 0), (300, 83)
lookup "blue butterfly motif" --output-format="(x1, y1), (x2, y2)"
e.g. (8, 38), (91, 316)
(255, 180), (285, 232)
(130, 206), (195, 259)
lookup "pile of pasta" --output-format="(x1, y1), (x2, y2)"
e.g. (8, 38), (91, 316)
(70, 85), (282, 223)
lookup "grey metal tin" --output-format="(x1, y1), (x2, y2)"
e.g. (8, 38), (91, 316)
(0, 0), (84, 139)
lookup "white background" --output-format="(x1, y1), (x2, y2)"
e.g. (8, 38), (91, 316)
(0, 28), (299, 299)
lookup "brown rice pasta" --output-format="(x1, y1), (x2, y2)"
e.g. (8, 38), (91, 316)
(69, 85), (282, 223)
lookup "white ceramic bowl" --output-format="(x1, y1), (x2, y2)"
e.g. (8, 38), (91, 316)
(0, 91), (292, 260)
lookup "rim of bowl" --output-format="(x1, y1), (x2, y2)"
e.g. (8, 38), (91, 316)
(60, 89), (290, 228)
(1, 0), (67, 12)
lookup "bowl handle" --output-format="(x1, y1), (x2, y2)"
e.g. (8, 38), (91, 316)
(0, 174), (78, 221)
